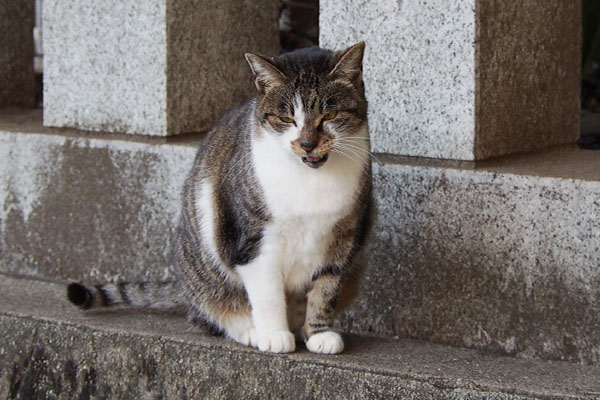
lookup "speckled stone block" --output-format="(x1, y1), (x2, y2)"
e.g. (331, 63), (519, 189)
(320, 1), (580, 160)
(0, 0), (35, 107)
(475, 1), (581, 159)
(43, 0), (280, 136)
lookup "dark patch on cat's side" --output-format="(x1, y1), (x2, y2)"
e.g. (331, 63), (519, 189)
(187, 308), (224, 336)
(218, 199), (264, 267)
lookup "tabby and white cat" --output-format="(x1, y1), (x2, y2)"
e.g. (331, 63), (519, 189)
(67, 42), (372, 354)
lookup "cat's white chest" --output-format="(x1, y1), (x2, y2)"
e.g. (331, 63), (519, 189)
(263, 215), (338, 292)
(250, 125), (368, 291)
(251, 135), (363, 219)
(253, 152), (352, 290)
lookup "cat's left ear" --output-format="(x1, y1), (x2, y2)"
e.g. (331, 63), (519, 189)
(245, 53), (287, 94)
(329, 42), (365, 85)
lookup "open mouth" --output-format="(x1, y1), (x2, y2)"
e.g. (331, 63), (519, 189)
(301, 153), (329, 169)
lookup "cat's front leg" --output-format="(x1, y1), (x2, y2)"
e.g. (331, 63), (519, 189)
(236, 257), (295, 353)
(303, 270), (344, 354)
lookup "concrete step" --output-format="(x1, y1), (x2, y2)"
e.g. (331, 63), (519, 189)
(1, 108), (599, 365)
(1, 274), (599, 399)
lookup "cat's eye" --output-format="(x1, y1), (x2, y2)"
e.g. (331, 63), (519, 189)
(280, 116), (295, 124)
(323, 111), (338, 120)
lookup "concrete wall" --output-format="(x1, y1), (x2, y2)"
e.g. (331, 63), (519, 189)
(342, 158), (600, 364)
(321, 0), (476, 160)
(0, 124), (196, 281)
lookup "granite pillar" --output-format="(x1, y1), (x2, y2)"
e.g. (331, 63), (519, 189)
(320, 0), (580, 160)
(43, 0), (280, 136)
(0, 0), (35, 107)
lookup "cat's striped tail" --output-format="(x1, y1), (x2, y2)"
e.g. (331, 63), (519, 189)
(67, 281), (187, 311)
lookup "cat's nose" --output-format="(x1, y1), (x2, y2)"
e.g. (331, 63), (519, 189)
(300, 138), (317, 153)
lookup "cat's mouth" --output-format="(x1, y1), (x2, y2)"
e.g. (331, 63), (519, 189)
(291, 136), (333, 169)
(302, 154), (329, 168)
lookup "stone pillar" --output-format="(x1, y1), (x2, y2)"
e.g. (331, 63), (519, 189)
(43, 0), (280, 136)
(320, 1), (580, 160)
(0, 0), (35, 107)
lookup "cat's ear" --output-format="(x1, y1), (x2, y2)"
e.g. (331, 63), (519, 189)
(329, 42), (365, 85)
(245, 53), (287, 94)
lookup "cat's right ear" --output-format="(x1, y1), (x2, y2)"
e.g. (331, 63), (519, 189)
(329, 42), (365, 86)
(245, 53), (287, 94)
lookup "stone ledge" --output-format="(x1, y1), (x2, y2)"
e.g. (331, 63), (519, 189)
(1, 274), (599, 399)
(0, 108), (205, 146)
(379, 144), (600, 182)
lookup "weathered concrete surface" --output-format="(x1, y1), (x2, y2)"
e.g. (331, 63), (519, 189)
(0, 0), (35, 107)
(320, 0), (580, 160)
(339, 152), (600, 365)
(2, 275), (599, 399)
(475, 1), (581, 159)
(0, 109), (197, 282)
(1, 110), (600, 366)
(43, 0), (280, 136)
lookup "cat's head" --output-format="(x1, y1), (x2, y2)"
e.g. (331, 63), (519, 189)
(245, 42), (368, 169)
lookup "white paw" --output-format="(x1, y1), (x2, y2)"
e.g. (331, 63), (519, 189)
(306, 331), (344, 354)
(230, 327), (258, 348)
(258, 330), (296, 353)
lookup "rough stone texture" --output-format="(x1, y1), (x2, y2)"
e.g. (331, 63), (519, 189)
(339, 154), (600, 365)
(1, 110), (600, 366)
(165, 0), (280, 135)
(43, 0), (280, 136)
(320, 0), (476, 160)
(2, 275), (599, 399)
(0, 109), (197, 281)
(320, 0), (580, 160)
(474, 1), (581, 159)
(0, 0), (35, 107)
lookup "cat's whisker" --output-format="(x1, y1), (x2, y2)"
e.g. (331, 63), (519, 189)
(336, 143), (374, 160)
(337, 136), (371, 140)
(331, 148), (364, 169)
(333, 141), (369, 158)
(334, 146), (369, 167)
(222, 160), (252, 188)
(333, 139), (383, 166)
(334, 141), (369, 151)
(335, 139), (370, 147)
(331, 144), (369, 167)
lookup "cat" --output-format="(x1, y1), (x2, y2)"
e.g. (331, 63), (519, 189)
(67, 42), (372, 355)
